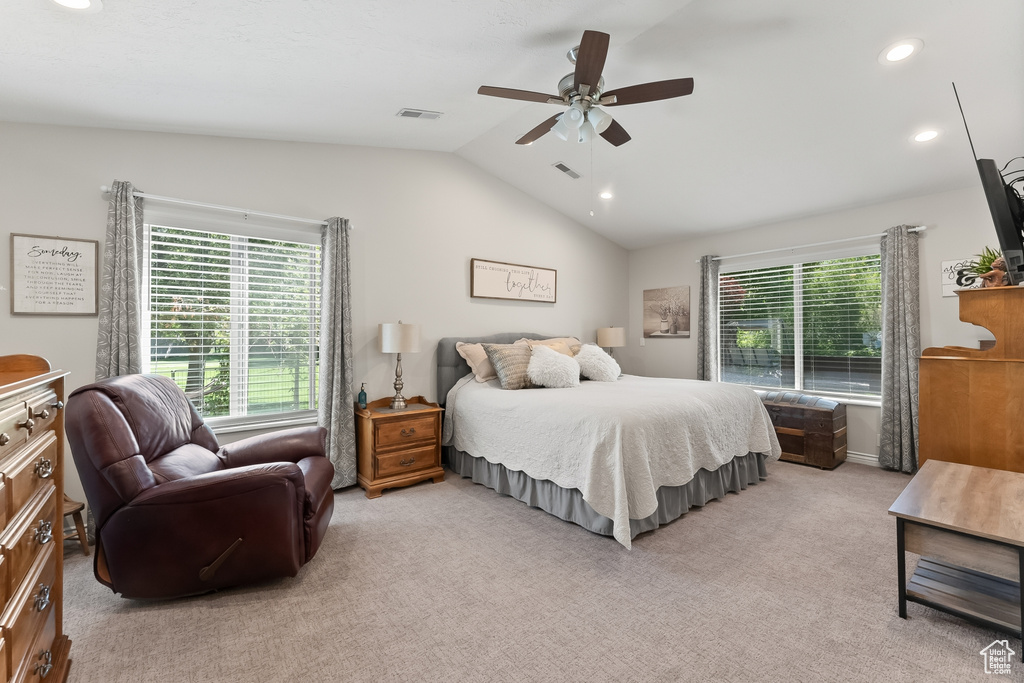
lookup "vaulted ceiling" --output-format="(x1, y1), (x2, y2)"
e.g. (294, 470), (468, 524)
(4, 0), (1022, 248)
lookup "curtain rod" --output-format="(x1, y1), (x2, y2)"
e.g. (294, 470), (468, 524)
(695, 226), (926, 263)
(99, 186), (329, 227)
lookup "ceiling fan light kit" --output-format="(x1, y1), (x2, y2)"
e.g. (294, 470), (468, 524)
(479, 30), (694, 147)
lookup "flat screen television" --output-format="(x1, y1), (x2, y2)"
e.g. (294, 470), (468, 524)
(976, 158), (1024, 285)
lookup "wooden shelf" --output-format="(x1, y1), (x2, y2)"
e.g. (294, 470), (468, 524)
(908, 557), (1021, 635)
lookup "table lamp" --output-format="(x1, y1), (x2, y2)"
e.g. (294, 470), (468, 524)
(597, 327), (626, 357)
(379, 321), (421, 410)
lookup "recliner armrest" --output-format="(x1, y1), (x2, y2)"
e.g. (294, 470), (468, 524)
(217, 425), (327, 468)
(130, 462), (305, 506)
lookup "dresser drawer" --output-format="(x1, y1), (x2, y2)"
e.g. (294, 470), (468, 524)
(21, 606), (55, 683)
(0, 434), (57, 524)
(0, 486), (56, 600)
(375, 445), (438, 478)
(0, 403), (29, 463)
(1, 542), (55, 683)
(24, 389), (60, 442)
(373, 415), (437, 451)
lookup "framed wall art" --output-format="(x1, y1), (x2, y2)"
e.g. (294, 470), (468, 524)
(643, 285), (690, 338)
(470, 258), (556, 303)
(10, 233), (99, 316)
(940, 258), (981, 297)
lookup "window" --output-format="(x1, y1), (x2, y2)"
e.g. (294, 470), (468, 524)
(143, 221), (321, 423)
(718, 253), (881, 401)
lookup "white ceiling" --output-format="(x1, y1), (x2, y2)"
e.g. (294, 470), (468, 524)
(3, 0), (1022, 249)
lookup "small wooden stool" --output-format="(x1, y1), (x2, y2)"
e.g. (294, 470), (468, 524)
(63, 494), (89, 556)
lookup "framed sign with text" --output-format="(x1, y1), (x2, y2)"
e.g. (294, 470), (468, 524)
(470, 258), (557, 303)
(10, 233), (99, 316)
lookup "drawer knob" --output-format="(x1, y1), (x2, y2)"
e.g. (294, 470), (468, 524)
(50, 400), (64, 411)
(34, 650), (53, 679)
(400, 428), (416, 437)
(33, 408), (50, 420)
(35, 458), (54, 479)
(0, 433), (8, 446)
(17, 417), (35, 436)
(33, 583), (51, 612)
(400, 458), (416, 467)
(34, 520), (53, 545)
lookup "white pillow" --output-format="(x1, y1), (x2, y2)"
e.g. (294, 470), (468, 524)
(575, 344), (620, 382)
(527, 344), (580, 388)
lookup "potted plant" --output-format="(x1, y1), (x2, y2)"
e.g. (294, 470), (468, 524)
(968, 246), (1009, 287)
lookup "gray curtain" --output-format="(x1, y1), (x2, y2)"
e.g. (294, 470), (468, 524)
(95, 180), (144, 379)
(697, 255), (720, 381)
(318, 217), (357, 488)
(879, 226), (921, 473)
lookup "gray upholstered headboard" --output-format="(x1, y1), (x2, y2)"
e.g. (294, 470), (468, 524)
(436, 332), (563, 406)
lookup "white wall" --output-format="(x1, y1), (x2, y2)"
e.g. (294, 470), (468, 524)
(0, 122), (629, 499)
(621, 185), (1001, 460)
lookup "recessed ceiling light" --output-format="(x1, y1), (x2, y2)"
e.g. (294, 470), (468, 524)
(879, 38), (923, 65)
(912, 130), (939, 143)
(50, 0), (103, 9)
(599, 191), (613, 200)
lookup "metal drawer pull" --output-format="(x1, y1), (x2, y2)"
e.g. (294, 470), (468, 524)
(35, 458), (54, 479)
(50, 400), (64, 411)
(17, 417), (35, 436)
(0, 433), (8, 446)
(400, 428), (416, 437)
(34, 650), (52, 679)
(400, 458), (416, 467)
(34, 520), (53, 545)
(34, 583), (51, 612)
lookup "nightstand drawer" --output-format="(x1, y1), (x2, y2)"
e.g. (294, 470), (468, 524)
(0, 403), (29, 463)
(375, 445), (437, 478)
(374, 415), (437, 450)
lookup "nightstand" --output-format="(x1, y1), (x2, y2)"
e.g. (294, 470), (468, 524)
(354, 396), (445, 498)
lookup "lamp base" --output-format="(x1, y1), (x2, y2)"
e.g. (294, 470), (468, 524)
(390, 353), (408, 410)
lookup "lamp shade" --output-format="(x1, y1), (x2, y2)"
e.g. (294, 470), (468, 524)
(379, 322), (421, 353)
(597, 327), (626, 348)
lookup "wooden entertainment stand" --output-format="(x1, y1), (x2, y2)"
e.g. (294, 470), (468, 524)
(919, 286), (1024, 471)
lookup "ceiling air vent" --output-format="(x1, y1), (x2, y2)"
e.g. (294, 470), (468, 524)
(553, 162), (581, 179)
(396, 108), (442, 120)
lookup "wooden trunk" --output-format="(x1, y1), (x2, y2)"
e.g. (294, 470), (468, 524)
(757, 390), (847, 469)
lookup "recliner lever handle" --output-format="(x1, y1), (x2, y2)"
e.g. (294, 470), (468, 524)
(199, 537), (244, 582)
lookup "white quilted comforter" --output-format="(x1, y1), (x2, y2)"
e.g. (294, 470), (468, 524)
(442, 374), (781, 548)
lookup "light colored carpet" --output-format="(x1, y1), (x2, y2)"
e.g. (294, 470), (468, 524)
(62, 461), (1013, 682)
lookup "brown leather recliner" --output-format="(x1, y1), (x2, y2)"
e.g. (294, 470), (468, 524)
(65, 373), (335, 599)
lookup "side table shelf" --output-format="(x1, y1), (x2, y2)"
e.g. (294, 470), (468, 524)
(354, 396), (444, 498)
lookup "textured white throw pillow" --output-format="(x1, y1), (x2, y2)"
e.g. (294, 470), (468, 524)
(527, 344), (581, 388)
(576, 344), (621, 382)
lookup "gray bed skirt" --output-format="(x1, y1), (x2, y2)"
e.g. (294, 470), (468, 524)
(445, 448), (770, 541)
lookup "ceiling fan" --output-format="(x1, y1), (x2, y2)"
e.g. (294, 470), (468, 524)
(478, 30), (694, 147)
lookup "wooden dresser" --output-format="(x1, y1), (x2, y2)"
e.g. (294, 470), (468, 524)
(354, 396), (444, 498)
(919, 287), (1024, 472)
(0, 356), (71, 683)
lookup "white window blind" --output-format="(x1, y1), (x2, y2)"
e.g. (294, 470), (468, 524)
(718, 253), (882, 401)
(144, 224), (321, 420)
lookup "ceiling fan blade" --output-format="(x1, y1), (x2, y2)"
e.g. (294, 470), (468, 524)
(574, 30), (610, 95)
(478, 86), (561, 103)
(516, 114), (561, 145)
(602, 78), (694, 106)
(599, 119), (631, 147)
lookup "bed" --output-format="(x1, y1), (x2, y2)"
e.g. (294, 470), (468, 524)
(437, 333), (782, 548)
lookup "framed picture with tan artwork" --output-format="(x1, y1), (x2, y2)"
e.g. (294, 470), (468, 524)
(643, 285), (690, 338)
